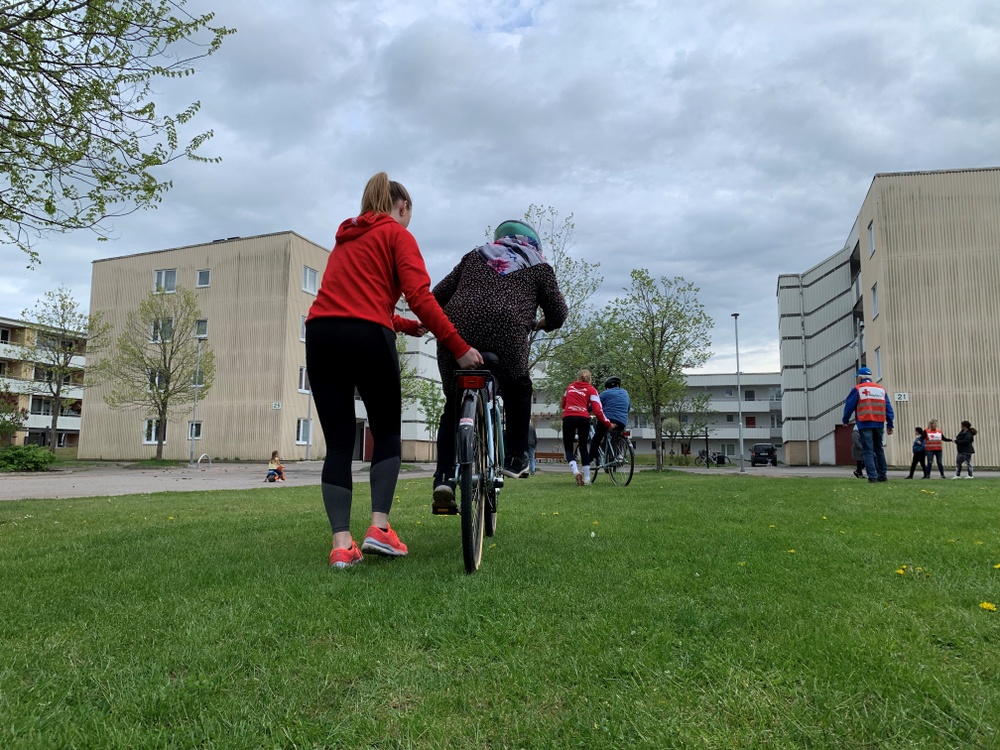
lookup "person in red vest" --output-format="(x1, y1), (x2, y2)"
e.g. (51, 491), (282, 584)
(922, 418), (951, 479)
(842, 367), (894, 483)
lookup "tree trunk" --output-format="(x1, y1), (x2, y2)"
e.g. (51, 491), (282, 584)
(653, 406), (664, 470)
(47, 380), (63, 453)
(156, 413), (166, 460)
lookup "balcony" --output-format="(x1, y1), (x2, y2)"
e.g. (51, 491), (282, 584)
(26, 414), (82, 430)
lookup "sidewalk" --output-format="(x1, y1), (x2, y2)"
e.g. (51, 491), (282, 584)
(1, 460), (991, 502)
(0, 461), (435, 502)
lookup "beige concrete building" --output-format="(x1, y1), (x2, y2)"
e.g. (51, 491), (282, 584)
(1, 316), (87, 447)
(779, 167), (1000, 468)
(80, 232), (334, 461)
(79, 232), (448, 462)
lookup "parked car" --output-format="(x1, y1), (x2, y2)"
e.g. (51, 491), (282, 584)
(750, 443), (777, 466)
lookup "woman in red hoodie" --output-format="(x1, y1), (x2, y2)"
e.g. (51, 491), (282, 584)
(561, 369), (614, 486)
(306, 172), (482, 568)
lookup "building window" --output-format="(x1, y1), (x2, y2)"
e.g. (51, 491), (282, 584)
(188, 421), (202, 440)
(770, 414), (780, 429)
(726, 414), (734, 423)
(196, 269), (211, 288)
(744, 389), (755, 401)
(30, 397), (53, 415)
(0, 327), (10, 343)
(302, 266), (318, 295)
(723, 443), (735, 456)
(723, 387), (733, 397)
(0, 361), (6, 376)
(144, 419), (166, 444)
(194, 319), (208, 338)
(154, 269), (177, 293)
(871, 283), (878, 318)
(147, 370), (167, 392)
(746, 416), (757, 428)
(298, 366), (311, 393)
(867, 221), (875, 256)
(300, 315), (307, 342)
(874, 347), (882, 381)
(296, 418), (312, 445)
(150, 318), (173, 343)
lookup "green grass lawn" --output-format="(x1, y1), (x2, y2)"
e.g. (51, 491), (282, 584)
(1, 472), (997, 748)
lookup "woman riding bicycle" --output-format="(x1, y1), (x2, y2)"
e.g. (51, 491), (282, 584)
(561, 369), (614, 486)
(431, 219), (567, 512)
(588, 375), (631, 469)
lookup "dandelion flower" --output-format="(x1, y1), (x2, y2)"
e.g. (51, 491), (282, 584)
(787, 549), (796, 554)
(553, 512), (559, 516)
(993, 564), (1000, 569)
(593, 521), (599, 526)
(896, 569), (905, 575)
(980, 602), (997, 612)
(738, 561), (746, 567)
(168, 516), (174, 521)
(822, 516), (827, 520)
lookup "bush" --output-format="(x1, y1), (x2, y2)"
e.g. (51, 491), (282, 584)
(0, 445), (57, 472)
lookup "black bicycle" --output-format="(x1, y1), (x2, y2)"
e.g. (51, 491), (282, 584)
(447, 353), (504, 574)
(588, 421), (635, 486)
(695, 449), (733, 466)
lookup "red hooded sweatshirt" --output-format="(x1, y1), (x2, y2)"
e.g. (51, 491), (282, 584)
(306, 212), (469, 358)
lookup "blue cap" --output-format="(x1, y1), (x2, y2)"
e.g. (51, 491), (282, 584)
(857, 367), (872, 377)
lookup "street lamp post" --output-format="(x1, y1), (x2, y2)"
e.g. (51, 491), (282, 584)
(732, 313), (745, 473)
(189, 336), (204, 466)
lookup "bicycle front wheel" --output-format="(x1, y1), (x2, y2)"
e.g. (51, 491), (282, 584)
(608, 434), (635, 486)
(459, 393), (487, 574)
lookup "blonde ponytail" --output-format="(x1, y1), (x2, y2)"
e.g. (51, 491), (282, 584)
(360, 172), (412, 215)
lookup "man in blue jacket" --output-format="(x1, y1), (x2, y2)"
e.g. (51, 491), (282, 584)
(590, 376), (631, 466)
(842, 367), (894, 483)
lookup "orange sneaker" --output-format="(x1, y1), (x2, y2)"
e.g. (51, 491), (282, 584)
(361, 524), (408, 557)
(330, 541), (363, 569)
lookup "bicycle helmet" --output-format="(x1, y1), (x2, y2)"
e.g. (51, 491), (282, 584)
(493, 219), (540, 247)
(856, 367), (872, 378)
(604, 376), (621, 389)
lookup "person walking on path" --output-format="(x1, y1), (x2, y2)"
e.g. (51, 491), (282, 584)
(561, 369), (614, 486)
(923, 418), (951, 478)
(306, 172), (482, 568)
(906, 427), (927, 479)
(951, 420), (977, 479)
(851, 425), (867, 478)
(842, 367), (894, 483)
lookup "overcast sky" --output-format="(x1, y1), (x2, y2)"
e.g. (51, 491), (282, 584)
(3, 0), (999, 372)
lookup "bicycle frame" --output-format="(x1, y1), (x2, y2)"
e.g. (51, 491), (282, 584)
(453, 370), (503, 479)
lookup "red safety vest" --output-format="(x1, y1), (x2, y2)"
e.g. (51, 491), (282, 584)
(925, 429), (943, 451)
(854, 383), (887, 423)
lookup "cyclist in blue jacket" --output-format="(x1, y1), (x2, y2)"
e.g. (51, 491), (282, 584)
(589, 376), (631, 466)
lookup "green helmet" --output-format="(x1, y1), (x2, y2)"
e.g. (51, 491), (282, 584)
(493, 219), (540, 247)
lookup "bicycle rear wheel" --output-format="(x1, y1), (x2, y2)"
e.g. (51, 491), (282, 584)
(459, 393), (487, 574)
(608, 434), (635, 486)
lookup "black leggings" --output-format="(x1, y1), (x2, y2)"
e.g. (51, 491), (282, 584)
(908, 451), (926, 478)
(306, 317), (401, 533)
(563, 416), (592, 466)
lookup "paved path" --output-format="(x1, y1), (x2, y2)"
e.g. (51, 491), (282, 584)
(1, 460), (992, 502)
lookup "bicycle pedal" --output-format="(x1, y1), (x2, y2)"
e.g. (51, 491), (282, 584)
(432, 505), (459, 516)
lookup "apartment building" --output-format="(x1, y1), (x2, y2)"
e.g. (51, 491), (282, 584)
(0, 316), (87, 447)
(779, 167), (1000, 467)
(529, 371), (782, 463)
(80, 232), (335, 461)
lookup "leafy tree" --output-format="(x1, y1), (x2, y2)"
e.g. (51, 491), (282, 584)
(18, 287), (111, 452)
(0, 382), (27, 446)
(101, 286), (215, 459)
(607, 270), (713, 471)
(662, 391), (713, 457)
(0, 1), (234, 265)
(415, 378), (445, 442)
